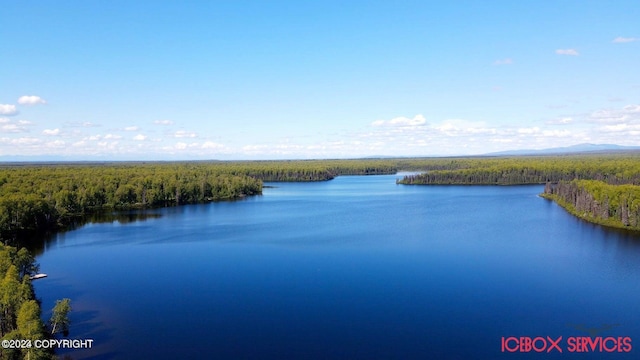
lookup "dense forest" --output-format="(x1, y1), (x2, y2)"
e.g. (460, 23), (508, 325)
(397, 154), (640, 185)
(542, 180), (640, 231)
(225, 159), (399, 181)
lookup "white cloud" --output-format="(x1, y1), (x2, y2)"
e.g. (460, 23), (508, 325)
(493, 58), (513, 65)
(613, 37), (639, 43)
(517, 127), (541, 134)
(2, 124), (26, 133)
(0, 104), (18, 116)
(545, 117), (573, 125)
(490, 138), (514, 143)
(17, 95), (46, 105)
(600, 123), (638, 132)
(241, 143), (309, 156)
(3, 102), (639, 159)
(43, 128), (61, 136)
(97, 141), (119, 149)
(65, 121), (100, 128)
(174, 130), (197, 138)
(1, 137), (41, 145)
(435, 119), (495, 135)
(202, 141), (224, 149)
(541, 130), (571, 137)
(242, 144), (267, 152)
(555, 49), (579, 56)
(46, 140), (66, 148)
(371, 114), (426, 127)
(154, 120), (174, 125)
(589, 104), (640, 124)
(0, 117), (32, 133)
(598, 119), (640, 137)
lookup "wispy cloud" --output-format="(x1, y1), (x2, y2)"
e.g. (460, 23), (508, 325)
(589, 104), (640, 124)
(154, 120), (174, 125)
(46, 140), (66, 148)
(2, 124), (27, 133)
(173, 142), (189, 150)
(371, 114), (426, 127)
(493, 58), (513, 65)
(18, 95), (46, 105)
(0, 104), (18, 116)
(174, 130), (197, 138)
(434, 119), (495, 136)
(1, 118), (30, 133)
(546, 117), (573, 125)
(613, 37), (638, 43)
(3, 103), (639, 158)
(0, 137), (42, 146)
(555, 49), (579, 56)
(202, 141), (224, 149)
(516, 127), (540, 135)
(66, 121), (100, 128)
(599, 123), (640, 133)
(43, 128), (61, 136)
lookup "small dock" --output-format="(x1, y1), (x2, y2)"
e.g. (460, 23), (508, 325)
(29, 273), (48, 280)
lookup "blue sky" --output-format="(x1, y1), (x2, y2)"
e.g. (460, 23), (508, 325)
(1, 1), (639, 160)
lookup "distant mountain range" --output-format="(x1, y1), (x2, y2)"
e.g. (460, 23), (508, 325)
(485, 143), (640, 156)
(2, 143), (640, 162)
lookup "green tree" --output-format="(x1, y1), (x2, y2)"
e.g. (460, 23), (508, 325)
(50, 298), (71, 337)
(15, 247), (39, 279)
(16, 300), (50, 359)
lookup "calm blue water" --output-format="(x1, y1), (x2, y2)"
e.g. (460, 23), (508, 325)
(34, 175), (640, 359)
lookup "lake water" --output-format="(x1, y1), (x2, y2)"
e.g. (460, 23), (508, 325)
(34, 175), (640, 359)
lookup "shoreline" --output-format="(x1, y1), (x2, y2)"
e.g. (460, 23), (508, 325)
(540, 193), (640, 233)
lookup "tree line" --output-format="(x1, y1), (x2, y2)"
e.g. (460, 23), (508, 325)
(0, 243), (71, 360)
(542, 180), (640, 231)
(397, 154), (640, 185)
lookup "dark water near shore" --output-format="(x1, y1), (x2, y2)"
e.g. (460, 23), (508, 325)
(34, 175), (640, 359)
